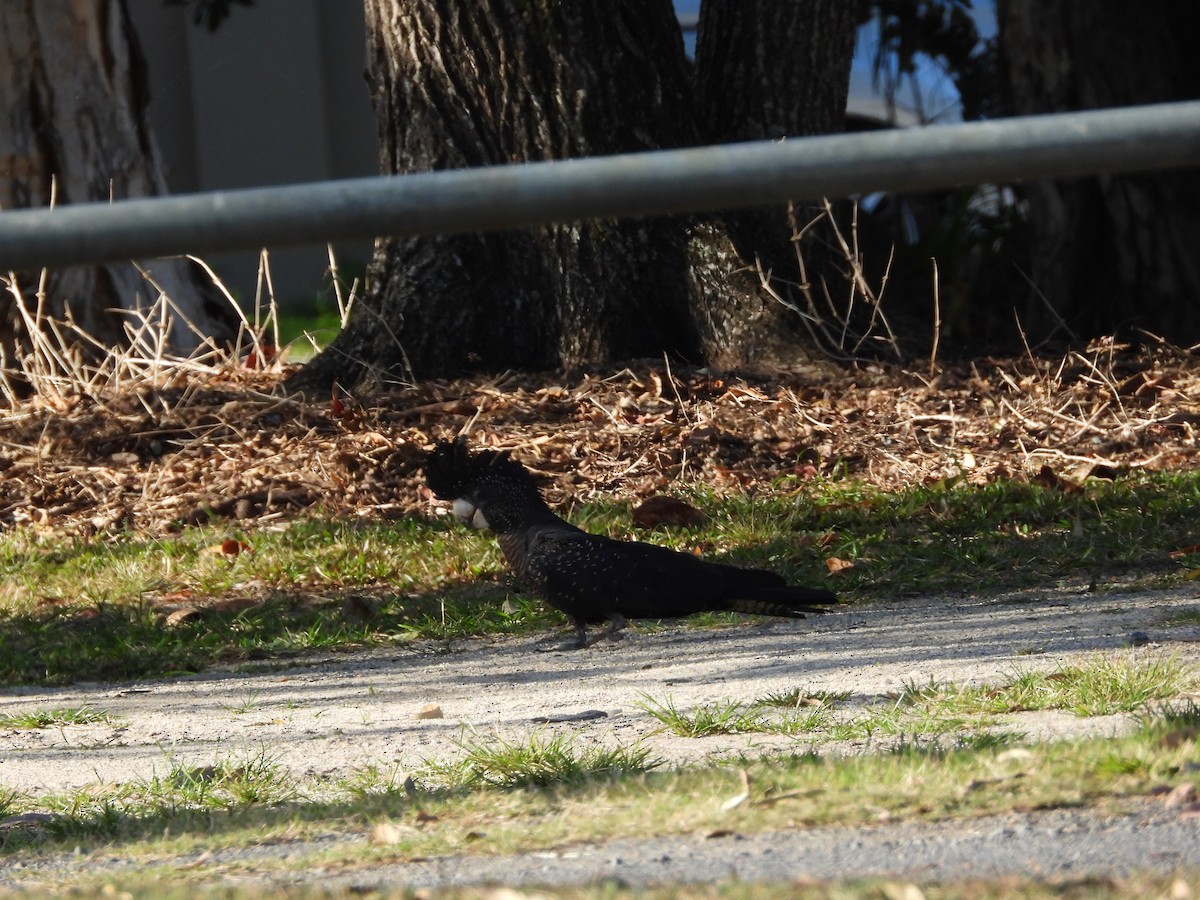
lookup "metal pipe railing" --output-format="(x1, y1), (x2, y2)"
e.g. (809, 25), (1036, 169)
(1, 101), (1198, 272)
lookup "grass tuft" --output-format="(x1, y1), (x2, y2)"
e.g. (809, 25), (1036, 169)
(919, 654), (1195, 718)
(0, 706), (113, 729)
(640, 696), (769, 737)
(424, 732), (663, 790)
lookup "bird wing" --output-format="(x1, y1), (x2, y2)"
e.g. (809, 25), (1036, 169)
(524, 529), (761, 622)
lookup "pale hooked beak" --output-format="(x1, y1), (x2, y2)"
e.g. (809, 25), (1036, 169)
(452, 498), (490, 530)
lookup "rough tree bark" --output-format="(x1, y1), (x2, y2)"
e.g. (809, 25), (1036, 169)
(998, 0), (1200, 342)
(689, 0), (858, 363)
(301, 0), (700, 386)
(696, 0), (856, 144)
(298, 0), (857, 386)
(0, 1), (234, 358)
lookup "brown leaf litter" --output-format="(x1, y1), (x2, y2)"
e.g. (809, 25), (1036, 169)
(1, 337), (1199, 539)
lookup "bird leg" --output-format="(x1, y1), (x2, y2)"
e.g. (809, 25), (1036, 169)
(536, 615), (628, 651)
(533, 619), (592, 652)
(582, 613), (627, 648)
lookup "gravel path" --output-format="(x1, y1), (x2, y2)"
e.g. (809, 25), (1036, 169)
(4, 805), (1198, 892)
(2, 584), (1198, 891)
(298, 806), (1200, 891)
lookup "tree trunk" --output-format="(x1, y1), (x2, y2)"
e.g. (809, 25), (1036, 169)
(696, 0), (856, 144)
(690, 0), (859, 363)
(997, 0), (1200, 343)
(300, 0), (700, 386)
(0, 0), (234, 358)
(298, 0), (857, 387)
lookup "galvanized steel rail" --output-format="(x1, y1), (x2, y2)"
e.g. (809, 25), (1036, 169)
(1, 101), (1199, 271)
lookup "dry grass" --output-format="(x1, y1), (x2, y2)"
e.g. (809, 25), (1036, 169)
(756, 199), (903, 362)
(1, 336), (1199, 538)
(1, 240), (1199, 539)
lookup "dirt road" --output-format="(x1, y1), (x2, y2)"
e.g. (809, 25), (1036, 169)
(2, 585), (1198, 890)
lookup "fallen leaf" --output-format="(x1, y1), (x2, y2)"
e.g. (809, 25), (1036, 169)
(165, 607), (205, 628)
(369, 821), (414, 845)
(825, 557), (855, 574)
(414, 703), (443, 720)
(880, 883), (926, 900)
(720, 768), (751, 811)
(343, 594), (377, 623)
(632, 496), (707, 528)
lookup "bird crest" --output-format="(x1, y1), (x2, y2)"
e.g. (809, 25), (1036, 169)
(424, 437), (542, 503)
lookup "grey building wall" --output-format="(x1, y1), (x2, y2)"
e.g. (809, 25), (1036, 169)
(128, 0), (378, 306)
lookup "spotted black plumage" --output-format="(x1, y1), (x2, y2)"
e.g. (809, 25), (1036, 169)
(424, 437), (838, 649)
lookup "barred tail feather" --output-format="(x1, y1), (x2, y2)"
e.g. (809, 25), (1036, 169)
(729, 586), (838, 619)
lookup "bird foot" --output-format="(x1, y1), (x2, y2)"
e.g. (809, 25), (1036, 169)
(581, 629), (624, 648)
(535, 616), (627, 651)
(536, 639), (587, 653)
(533, 629), (590, 652)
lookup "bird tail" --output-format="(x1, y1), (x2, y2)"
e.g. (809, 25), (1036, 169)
(728, 585), (839, 619)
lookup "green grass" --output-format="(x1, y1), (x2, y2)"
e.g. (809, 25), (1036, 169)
(0, 706), (113, 729)
(422, 731), (663, 789)
(756, 687), (852, 709)
(0, 517), (554, 685)
(641, 696), (772, 737)
(639, 655), (1194, 745)
(1, 706), (1197, 884)
(1, 470), (1200, 686)
(910, 654), (1196, 717)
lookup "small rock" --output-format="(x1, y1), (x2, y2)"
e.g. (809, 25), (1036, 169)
(1129, 631), (1152, 647)
(530, 709), (607, 724)
(369, 821), (412, 845)
(414, 703), (443, 720)
(1164, 782), (1197, 808)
